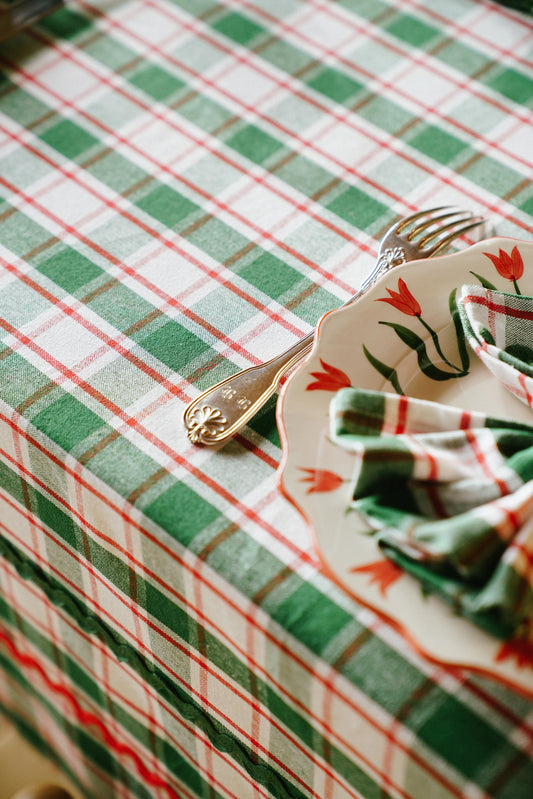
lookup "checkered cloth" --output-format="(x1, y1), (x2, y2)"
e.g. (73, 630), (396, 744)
(1, 2), (533, 799)
(330, 388), (533, 639)
(459, 284), (533, 409)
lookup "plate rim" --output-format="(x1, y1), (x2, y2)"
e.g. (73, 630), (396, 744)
(276, 235), (533, 699)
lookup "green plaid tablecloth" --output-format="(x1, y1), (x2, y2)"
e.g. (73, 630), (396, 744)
(0, 1), (532, 798)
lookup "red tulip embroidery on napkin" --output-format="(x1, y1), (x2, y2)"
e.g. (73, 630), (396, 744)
(307, 359), (351, 392)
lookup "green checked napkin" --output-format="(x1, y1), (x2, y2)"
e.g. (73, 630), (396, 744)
(459, 284), (533, 410)
(329, 388), (533, 639)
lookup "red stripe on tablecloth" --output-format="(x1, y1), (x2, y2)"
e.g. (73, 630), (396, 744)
(251, 0), (533, 146)
(0, 515), (359, 799)
(22, 1), (531, 233)
(159, 0), (532, 173)
(0, 503), (338, 798)
(0, 566), (271, 799)
(0, 143), (321, 350)
(3, 403), (529, 781)
(244, 603), (264, 794)
(189, 545), (215, 791)
(0, 50), (372, 294)
(1, 448), (517, 799)
(119, 504), (165, 786)
(0, 627), (187, 799)
(400, 0), (533, 66)
(9, 411), (70, 734)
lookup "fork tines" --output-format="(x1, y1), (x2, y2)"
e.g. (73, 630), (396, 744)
(397, 206), (484, 255)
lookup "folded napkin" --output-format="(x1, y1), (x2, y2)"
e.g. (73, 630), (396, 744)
(330, 388), (533, 638)
(458, 285), (533, 409)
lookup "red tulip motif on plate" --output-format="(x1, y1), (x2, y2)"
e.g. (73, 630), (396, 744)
(484, 246), (524, 294)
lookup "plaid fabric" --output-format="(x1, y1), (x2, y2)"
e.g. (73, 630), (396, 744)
(330, 387), (533, 639)
(0, 1), (533, 798)
(495, 0), (533, 13)
(459, 283), (533, 408)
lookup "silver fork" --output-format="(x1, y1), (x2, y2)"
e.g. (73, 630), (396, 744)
(183, 207), (484, 445)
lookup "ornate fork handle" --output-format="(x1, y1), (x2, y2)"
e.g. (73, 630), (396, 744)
(183, 247), (406, 445)
(183, 335), (313, 445)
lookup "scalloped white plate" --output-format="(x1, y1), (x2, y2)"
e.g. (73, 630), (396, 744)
(277, 237), (533, 698)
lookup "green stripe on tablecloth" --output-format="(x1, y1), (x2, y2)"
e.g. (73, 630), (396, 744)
(1, 5), (532, 799)
(0, 638), (147, 797)
(32, 0), (533, 113)
(2, 14), (531, 255)
(0, 652), (178, 799)
(0, 560), (328, 799)
(2, 460), (532, 796)
(0, 176), (339, 340)
(19, 3), (532, 229)
(10, 20), (394, 242)
(202, 6), (531, 149)
(0, 465), (390, 798)
(0, 704), (93, 799)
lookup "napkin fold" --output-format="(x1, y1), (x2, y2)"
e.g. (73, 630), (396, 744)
(330, 388), (533, 638)
(458, 284), (533, 410)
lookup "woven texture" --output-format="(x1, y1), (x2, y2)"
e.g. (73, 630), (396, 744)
(0, 1), (532, 798)
(330, 387), (533, 639)
(460, 281), (533, 408)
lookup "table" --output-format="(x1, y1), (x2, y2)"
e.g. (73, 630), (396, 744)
(0, 1), (532, 797)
